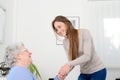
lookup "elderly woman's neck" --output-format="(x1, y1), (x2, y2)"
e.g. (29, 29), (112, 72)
(15, 62), (29, 68)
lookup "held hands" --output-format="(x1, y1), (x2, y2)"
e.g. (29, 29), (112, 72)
(58, 64), (73, 80)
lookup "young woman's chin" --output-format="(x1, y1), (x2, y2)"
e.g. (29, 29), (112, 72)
(59, 34), (66, 37)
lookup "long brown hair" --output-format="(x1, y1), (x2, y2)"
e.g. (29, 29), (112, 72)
(52, 15), (79, 60)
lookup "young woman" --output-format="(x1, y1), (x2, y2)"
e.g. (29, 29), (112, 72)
(52, 15), (107, 80)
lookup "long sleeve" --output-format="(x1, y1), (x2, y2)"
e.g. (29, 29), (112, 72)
(65, 29), (92, 66)
(63, 29), (105, 74)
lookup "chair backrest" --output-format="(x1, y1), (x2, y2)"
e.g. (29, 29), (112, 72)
(0, 62), (10, 76)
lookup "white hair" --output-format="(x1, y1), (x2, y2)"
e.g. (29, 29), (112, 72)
(4, 42), (24, 68)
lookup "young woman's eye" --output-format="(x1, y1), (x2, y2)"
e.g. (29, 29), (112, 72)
(58, 26), (61, 29)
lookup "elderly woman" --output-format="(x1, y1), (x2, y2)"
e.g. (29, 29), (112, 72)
(4, 42), (37, 80)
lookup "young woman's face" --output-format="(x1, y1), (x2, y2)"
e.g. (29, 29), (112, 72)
(54, 21), (67, 37)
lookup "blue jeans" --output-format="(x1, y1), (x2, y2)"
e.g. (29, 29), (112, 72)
(78, 68), (107, 80)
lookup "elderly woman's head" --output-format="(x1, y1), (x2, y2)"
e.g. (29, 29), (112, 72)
(4, 42), (32, 68)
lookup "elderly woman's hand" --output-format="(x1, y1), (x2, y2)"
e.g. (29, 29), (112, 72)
(58, 72), (67, 80)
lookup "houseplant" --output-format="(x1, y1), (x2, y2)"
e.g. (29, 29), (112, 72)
(29, 63), (42, 80)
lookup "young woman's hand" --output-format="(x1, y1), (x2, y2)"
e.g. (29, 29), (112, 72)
(58, 64), (73, 80)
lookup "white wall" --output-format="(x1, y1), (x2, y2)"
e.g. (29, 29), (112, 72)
(0, 0), (120, 80)
(0, 0), (16, 61)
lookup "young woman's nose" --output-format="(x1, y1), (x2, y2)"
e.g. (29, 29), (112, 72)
(57, 29), (61, 34)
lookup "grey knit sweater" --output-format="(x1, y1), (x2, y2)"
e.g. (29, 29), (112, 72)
(63, 29), (105, 74)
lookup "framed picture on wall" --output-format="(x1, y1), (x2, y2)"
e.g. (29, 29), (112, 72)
(56, 16), (80, 45)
